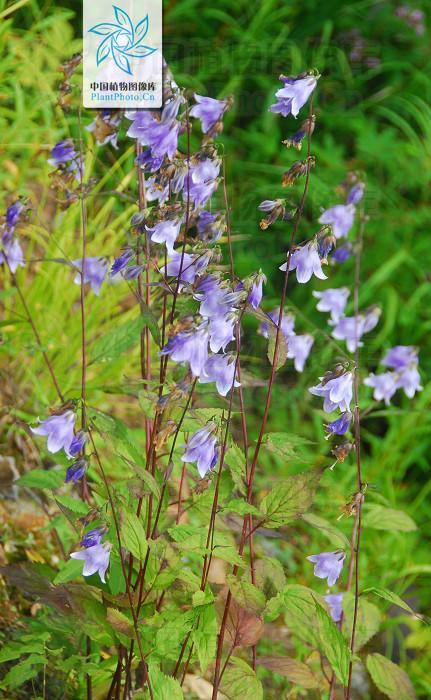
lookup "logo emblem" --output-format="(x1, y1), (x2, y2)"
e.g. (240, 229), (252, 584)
(89, 4), (157, 76)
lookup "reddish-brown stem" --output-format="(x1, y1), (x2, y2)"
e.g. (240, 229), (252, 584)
(211, 100), (315, 700)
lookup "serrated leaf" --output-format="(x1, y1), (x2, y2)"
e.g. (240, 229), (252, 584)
(315, 601), (351, 685)
(148, 663), (184, 699)
(90, 316), (147, 363)
(221, 657), (263, 700)
(226, 575), (266, 614)
(257, 656), (319, 688)
(192, 603), (217, 674)
(260, 470), (321, 528)
(363, 504), (417, 532)
(17, 469), (63, 490)
(366, 653), (416, 700)
(55, 494), (89, 518)
(225, 443), (247, 496)
(217, 590), (263, 648)
(121, 512), (148, 561)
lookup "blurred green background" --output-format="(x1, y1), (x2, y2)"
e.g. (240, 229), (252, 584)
(1, 0), (430, 697)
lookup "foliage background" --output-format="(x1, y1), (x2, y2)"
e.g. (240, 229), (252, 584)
(0, 0), (430, 697)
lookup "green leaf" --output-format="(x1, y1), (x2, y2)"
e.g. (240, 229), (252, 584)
(0, 641), (46, 663)
(315, 601), (351, 685)
(226, 575), (266, 614)
(261, 432), (312, 460)
(225, 443), (247, 496)
(91, 410), (143, 465)
(1, 656), (45, 689)
(264, 584), (321, 644)
(254, 557), (286, 598)
(366, 653), (416, 700)
(302, 512), (350, 549)
(259, 470), (321, 528)
(90, 315), (155, 364)
(223, 499), (261, 517)
(17, 469), (63, 490)
(342, 592), (381, 652)
(257, 657), (319, 689)
(55, 494), (90, 517)
(139, 301), (161, 347)
(363, 504), (417, 532)
(362, 587), (422, 620)
(121, 512), (148, 561)
(106, 608), (134, 639)
(128, 462), (161, 500)
(221, 657), (263, 700)
(148, 663), (184, 699)
(53, 558), (85, 584)
(192, 604), (217, 674)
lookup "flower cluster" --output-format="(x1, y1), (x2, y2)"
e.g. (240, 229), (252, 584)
(0, 201), (25, 273)
(365, 345), (422, 404)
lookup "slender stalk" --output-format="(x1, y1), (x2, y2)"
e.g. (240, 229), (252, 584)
(211, 100), (315, 699)
(345, 209), (366, 700)
(88, 430), (153, 698)
(7, 267), (64, 403)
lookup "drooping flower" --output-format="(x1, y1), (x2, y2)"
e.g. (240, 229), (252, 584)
(186, 158), (221, 209)
(283, 116), (316, 150)
(146, 219), (182, 255)
(81, 527), (104, 548)
(160, 325), (209, 377)
(31, 410), (76, 457)
(209, 314), (237, 353)
(123, 265), (144, 280)
(313, 287), (350, 324)
(307, 550), (345, 587)
(332, 243), (352, 264)
(126, 97), (184, 160)
(70, 542), (111, 583)
(280, 240), (327, 284)
(270, 73), (318, 118)
(287, 333), (314, 372)
(190, 94), (229, 134)
(364, 372), (398, 405)
(199, 353), (240, 396)
(258, 199), (287, 230)
(309, 371), (353, 413)
(69, 430), (88, 457)
(181, 423), (219, 478)
(72, 257), (109, 295)
(331, 307), (380, 353)
(247, 271), (266, 310)
(110, 248), (134, 277)
(5, 200), (25, 232)
(395, 365), (422, 398)
(48, 139), (83, 180)
(347, 182), (365, 205)
(325, 412), (352, 437)
(325, 593), (343, 622)
(0, 238), (25, 273)
(381, 345), (418, 372)
(197, 211), (225, 243)
(136, 148), (164, 173)
(65, 458), (88, 483)
(318, 204), (356, 239)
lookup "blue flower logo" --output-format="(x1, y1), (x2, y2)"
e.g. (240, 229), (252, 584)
(89, 5), (157, 76)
